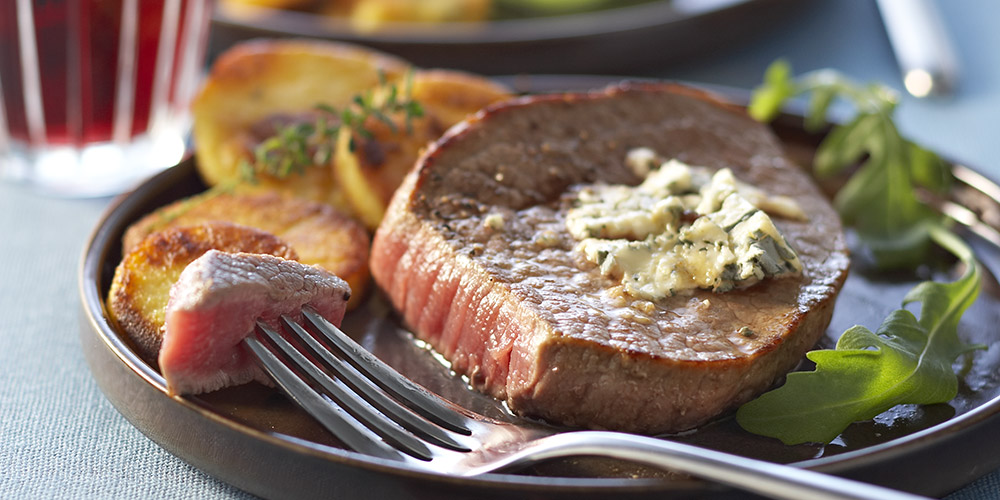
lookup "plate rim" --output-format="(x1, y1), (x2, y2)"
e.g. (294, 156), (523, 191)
(212, 0), (769, 45)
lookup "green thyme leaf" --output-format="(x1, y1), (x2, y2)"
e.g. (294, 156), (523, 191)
(239, 71), (422, 183)
(735, 226), (983, 445)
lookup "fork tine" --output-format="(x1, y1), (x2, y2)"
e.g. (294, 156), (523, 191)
(252, 322), (432, 461)
(243, 333), (404, 461)
(279, 316), (470, 452)
(302, 307), (472, 435)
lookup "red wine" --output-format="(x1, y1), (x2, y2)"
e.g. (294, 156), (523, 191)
(0, 0), (211, 147)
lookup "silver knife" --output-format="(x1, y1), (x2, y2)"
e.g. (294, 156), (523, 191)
(876, 0), (960, 97)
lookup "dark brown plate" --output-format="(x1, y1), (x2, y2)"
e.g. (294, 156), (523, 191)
(79, 78), (1000, 499)
(209, 0), (801, 75)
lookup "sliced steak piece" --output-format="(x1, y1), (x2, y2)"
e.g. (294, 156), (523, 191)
(160, 250), (351, 396)
(108, 222), (299, 366)
(370, 82), (850, 434)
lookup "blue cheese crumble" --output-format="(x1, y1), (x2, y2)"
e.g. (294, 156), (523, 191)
(566, 149), (806, 300)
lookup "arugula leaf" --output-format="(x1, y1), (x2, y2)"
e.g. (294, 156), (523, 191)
(749, 60), (951, 268)
(737, 61), (984, 444)
(747, 60), (797, 123)
(735, 226), (983, 445)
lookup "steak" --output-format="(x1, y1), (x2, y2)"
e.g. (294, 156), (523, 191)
(369, 83), (850, 434)
(159, 250), (351, 395)
(108, 222), (299, 365)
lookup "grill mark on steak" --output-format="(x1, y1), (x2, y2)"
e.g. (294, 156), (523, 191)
(371, 82), (849, 434)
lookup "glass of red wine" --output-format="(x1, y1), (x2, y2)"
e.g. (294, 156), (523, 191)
(0, 0), (212, 197)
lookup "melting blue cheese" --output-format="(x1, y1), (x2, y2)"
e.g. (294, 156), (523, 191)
(567, 151), (805, 300)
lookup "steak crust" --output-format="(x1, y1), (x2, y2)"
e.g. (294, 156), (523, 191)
(370, 83), (850, 434)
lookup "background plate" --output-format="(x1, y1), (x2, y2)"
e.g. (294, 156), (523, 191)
(210, 0), (801, 74)
(80, 79), (1000, 499)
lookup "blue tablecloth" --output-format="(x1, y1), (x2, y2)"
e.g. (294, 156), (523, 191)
(2, 0), (997, 498)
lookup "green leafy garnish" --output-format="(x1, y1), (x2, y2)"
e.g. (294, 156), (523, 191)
(736, 61), (985, 444)
(147, 74), (423, 233)
(240, 71), (423, 182)
(750, 60), (951, 268)
(736, 226), (983, 444)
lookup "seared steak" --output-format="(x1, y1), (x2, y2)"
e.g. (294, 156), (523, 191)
(160, 250), (351, 395)
(370, 83), (849, 434)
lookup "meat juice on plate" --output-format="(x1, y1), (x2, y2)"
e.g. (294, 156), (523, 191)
(0, 0), (211, 196)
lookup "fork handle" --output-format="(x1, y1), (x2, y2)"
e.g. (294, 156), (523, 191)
(501, 431), (928, 500)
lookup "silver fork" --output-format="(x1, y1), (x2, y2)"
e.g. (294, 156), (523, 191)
(242, 308), (929, 500)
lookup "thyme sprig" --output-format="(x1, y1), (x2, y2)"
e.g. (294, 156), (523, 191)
(151, 74), (422, 233)
(240, 71), (424, 182)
